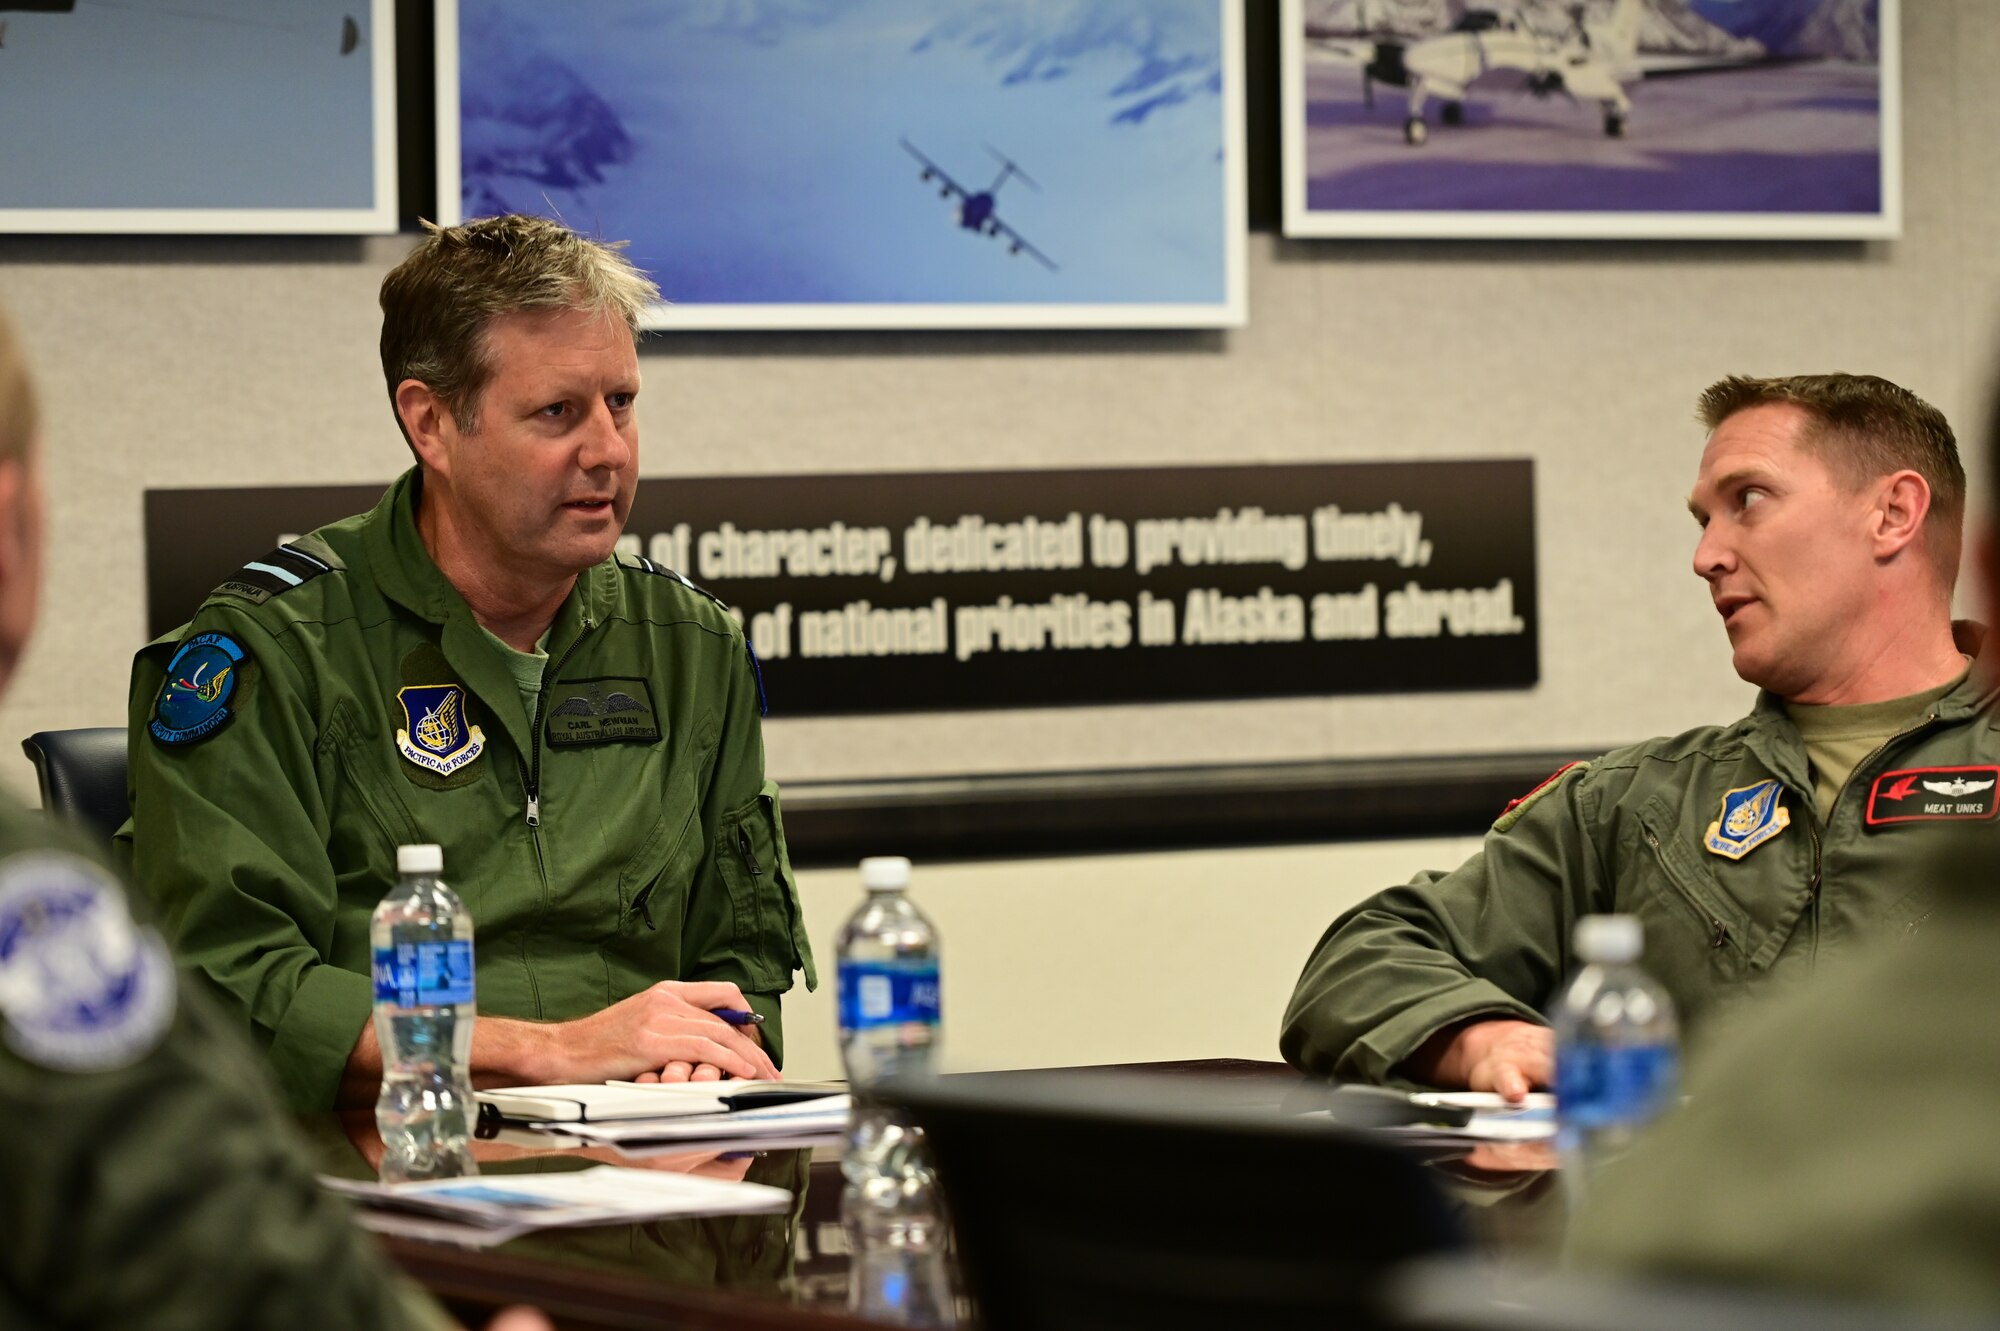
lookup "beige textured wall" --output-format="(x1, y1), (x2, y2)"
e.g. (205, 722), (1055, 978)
(3, 4), (1995, 801)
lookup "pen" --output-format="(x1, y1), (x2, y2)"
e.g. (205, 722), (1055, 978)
(713, 1007), (766, 1026)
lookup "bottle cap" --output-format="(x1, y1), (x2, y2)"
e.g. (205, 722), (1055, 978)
(859, 856), (911, 890)
(397, 843), (444, 876)
(1573, 914), (1641, 964)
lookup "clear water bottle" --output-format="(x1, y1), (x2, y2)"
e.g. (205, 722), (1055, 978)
(836, 856), (941, 1088)
(1552, 914), (1679, 1176)
(371, 843), (477, 1183)
(836, 857), (953, 1327)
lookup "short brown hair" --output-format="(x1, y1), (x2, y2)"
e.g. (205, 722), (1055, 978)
(379, 214), (660, 439)
(1698, 373), (1964, 579)
(0, 306), (37, 467)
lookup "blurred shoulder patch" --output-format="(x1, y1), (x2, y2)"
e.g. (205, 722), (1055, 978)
(1493, 761), (1590, 834)
(0, 853), (174, 1072)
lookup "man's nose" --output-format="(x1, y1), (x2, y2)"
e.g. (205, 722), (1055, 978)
(1692, 523), (1733, 581)
(579, 405), (632, 472)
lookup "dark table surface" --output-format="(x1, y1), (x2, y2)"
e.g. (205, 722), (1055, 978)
(317, 1059), (1563, 1331)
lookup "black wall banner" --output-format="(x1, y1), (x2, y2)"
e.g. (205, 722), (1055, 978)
(145, 460), (1538, 716)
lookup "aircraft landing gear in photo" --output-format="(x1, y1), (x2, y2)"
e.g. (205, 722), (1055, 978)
(1404, 116), (1428, 146)
(1441, 101), (1464, 126)
(1603, 108), (1626, 137)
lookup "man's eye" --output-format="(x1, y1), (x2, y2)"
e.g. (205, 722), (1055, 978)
(1740, 488), (1767, 510)
(608, 392), (635, 410)
(539, 402), (569, 418)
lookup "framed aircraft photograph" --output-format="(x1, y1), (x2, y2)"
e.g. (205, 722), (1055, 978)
(436, 0), (1247, 330)
(1280, 0), (1901, 240)
(0, 0), (396, 234)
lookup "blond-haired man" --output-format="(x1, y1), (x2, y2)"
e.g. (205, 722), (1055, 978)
(125, 216), (814, 1110)
(1282, 374), (1995, 1097)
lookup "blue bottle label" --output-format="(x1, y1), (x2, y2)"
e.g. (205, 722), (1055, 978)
(372, 940), (475, 1007)
(1556, 1041), (1678, 1127)
(838, 960), (941, 1031)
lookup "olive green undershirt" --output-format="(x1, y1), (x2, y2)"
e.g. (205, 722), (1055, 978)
(1784, 661), (1970, 821)
(478, 626), (550, 729)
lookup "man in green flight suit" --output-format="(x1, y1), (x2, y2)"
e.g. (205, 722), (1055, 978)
(124, 215), (815, 1111)
(0, 308), (549, 1326)
(1282, 373), (1998, 1098)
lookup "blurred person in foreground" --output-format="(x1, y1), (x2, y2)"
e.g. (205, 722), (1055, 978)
(1283, 374), (1995, 1099)
(122, 215), (812, 1111)
(0, 307), (546, 1328)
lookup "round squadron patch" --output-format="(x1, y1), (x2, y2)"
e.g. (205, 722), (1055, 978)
(0, 853), (175, 1071)
(150, 631), (247, 746)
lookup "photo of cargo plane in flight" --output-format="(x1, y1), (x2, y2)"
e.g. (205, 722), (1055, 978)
(1309, 0), (1651, 144)
(900, 137), (1059, 272)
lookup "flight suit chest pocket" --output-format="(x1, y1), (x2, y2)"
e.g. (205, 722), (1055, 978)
(1631, 799), (1758, 978)
(715, 780), (818, 994)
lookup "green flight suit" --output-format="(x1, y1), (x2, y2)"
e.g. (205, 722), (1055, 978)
(0, 802), (451, 1329)
(1281, 625), (1999, 1082)
(124, 469), (816, 1110)
(1571, 827), (2000, 1308)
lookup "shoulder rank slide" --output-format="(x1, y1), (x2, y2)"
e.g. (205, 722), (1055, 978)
(1493, 760), (1589, 834)
(213, 543), (334, 607)
(618, 553), (765, 713)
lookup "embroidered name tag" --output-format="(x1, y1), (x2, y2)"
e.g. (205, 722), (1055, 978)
(1865, 766), (2000, 828)
(396, 684), (487, 776)
(545, 677), (661, 747)
(1704, 779), (1790, 860)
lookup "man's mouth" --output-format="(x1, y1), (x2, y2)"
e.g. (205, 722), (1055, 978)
(1714, 594), (1756, 628)
(564, 498), (615, 513)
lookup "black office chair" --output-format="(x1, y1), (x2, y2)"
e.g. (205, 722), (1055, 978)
(884, 1070), (1467, 1331)
(22, 727), (130, 846)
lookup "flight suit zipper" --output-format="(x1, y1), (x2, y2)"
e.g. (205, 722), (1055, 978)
(521, 618), (596, 829)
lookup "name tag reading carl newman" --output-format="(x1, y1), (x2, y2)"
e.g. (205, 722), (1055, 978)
(544, 677), (662, 747)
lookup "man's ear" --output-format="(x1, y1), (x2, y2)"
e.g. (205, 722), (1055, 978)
(394, 380), (456, 479)
(0, 456), (24, 580)
(1980, 525), (2000, 633)
(1872, 469), (1933, 560)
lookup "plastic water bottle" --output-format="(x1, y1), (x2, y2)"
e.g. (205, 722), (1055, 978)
(836, 856), (941, 1088)
(371, 843), (477, 1183)
(835, 857), (953, 1327)
(1552, 914), (1679, 1178)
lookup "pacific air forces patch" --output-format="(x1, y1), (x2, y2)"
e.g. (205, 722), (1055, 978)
(149, 631), (247, 747)
(0, 853), (175, 1071)
(396, 684), (486, 776)
(1704, 779), (1790, 860)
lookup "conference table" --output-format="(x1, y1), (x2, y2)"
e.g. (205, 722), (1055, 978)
(307, 1059), (1562, 1330)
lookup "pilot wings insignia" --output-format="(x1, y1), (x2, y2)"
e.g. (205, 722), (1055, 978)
(550, 695), (599, 718)
(396, 684), (486, 776)
(544, 678), (659, 747)
(604, 692), (643, 714)
(1923, 778), (1995, 798)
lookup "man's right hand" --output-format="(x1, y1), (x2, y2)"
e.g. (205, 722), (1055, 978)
(1402, 1019), (1553, 1103)
(526, 981), (780, 1084)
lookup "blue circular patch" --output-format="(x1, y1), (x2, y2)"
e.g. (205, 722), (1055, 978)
(150, 631), (247, 746)
(0, 852), (174, 1072)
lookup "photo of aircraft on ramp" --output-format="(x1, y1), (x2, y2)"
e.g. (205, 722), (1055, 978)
(1281, 0), (1896, 239)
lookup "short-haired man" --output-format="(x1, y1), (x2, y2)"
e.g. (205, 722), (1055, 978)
(1282, 373), (1995, 1098)
(125, 215), (814, 1110)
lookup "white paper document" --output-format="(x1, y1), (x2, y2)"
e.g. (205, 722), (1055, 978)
(1386, 1091), (1558, 1141)
(323, 1164), (795, 1245)
(537, 1094), (854, 1146)
(478, 1079), (845, 1124)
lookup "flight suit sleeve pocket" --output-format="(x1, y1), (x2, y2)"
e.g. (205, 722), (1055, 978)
(717, 780), (817, 993)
